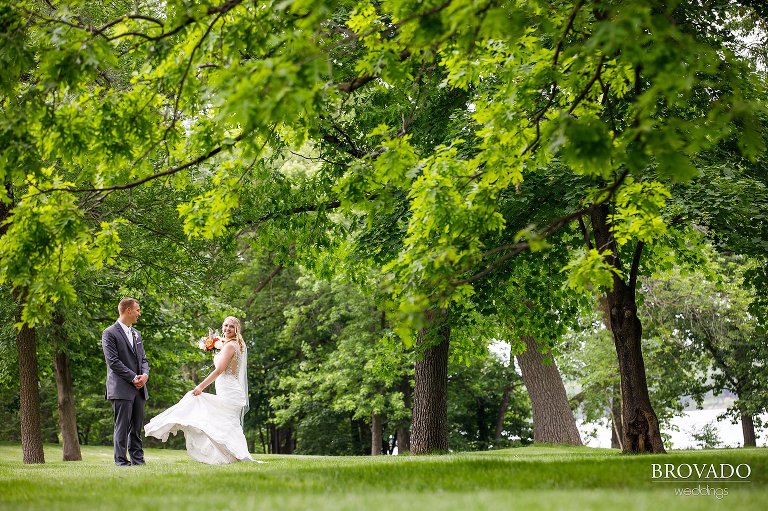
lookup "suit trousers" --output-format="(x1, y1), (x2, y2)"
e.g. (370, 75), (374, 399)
(111, 393), (146, 466)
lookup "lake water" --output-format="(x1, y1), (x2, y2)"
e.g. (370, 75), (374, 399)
(485, 342), (767, 450)
(580, 409), (768, 449)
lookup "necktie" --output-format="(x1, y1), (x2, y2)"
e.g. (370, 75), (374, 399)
(129, 328), (136, 349)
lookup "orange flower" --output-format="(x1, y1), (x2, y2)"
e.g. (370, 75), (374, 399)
(199, 332), (223, 352)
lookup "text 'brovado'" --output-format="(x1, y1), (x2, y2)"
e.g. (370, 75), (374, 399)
(652, 463), (752, 479)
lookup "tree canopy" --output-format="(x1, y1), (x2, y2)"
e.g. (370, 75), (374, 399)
(1, 0), (764, 327)
(1, 0), (766, 459)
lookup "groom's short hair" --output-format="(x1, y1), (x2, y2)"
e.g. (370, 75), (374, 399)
(118, 298), (139, 314)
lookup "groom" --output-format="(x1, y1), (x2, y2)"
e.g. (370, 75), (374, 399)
(102, 297), (149, 466)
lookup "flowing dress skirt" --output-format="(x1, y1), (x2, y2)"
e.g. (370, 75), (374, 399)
(144, 375), (252, 464)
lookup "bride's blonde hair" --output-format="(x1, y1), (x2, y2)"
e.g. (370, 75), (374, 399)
(224, 316), (245, 352)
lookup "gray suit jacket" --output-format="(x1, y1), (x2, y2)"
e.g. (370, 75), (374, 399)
(102, 322), (149, 400)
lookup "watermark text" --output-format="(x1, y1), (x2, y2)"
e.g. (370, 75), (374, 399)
(650, 462), (752, 500)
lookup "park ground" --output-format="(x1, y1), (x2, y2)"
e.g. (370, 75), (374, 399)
(1, 443), (766, 510)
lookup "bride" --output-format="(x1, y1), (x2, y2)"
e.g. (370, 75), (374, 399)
(145, 316), (253, 464)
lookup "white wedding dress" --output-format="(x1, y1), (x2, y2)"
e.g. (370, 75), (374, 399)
(145, 346), (253, 464)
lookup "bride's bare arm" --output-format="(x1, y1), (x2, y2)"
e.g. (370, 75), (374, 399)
(192, 343), (237, 395)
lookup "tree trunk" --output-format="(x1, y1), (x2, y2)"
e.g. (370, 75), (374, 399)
(17, 321), (45, 464)
(4, 195), (44, 463)
(355, 418), (371, 455)
(516, 336), (582, 445)
(396, 374), (411, 454)
(269, 425), (294, 454)
(741, 413), (756, 447)
(476, 397), (491, 448)
(494, 383), (514, 441)
(590, 204), (665, 454)
(733, 353), (757, 448)
(609, 384), (623, 450)
(598, 299), (624, 450)
(411, 309), (450, 454)
(258, 425), (267, 454)
(371, 412), (383, 455)
(606, 282), (665, 453)
(53, 350), (82, 461)
(79, 424), (89, 445)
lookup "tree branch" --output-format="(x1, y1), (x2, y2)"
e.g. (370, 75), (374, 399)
(92, 14), (165, 38)
(523, 52), (604, 156)
(170, 12), (225, 126)
(252, 200), (343, 225)
(337, 75), (377, 94)
(33, 131), (250, 195)
(454, 242), (530, 286)
(28, 0), (243, 43)
(578, 215), (593, 250)
(697, 319), (739, 390)
(567, 54), (605, 115)
(336, 49), (411, 93)
(455, 169), (631, 287)
(628, 240), (644, 294)
(334, 0), (452, 93)
(321, 119), (366, 158)
(521, 0), (587, 157)
(244, 264), (285, 309)
(553, 0), (585, 67)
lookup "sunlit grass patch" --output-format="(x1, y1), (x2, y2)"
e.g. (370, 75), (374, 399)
(0, 443), (766, 510)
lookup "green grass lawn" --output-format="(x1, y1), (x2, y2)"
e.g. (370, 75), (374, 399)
(1, 443), (766, 510)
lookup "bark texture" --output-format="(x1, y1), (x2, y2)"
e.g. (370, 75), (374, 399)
(516, 336), (582, 445)
(17, 322), (45, 464)
(54, 350), (82, 461)
(269, 425), (295, 454)
(371, 412), (383, 455)
(741, 414), (756, 447)
(494, 383), (515, 441)
(5, 191), (44, 463)
(591, 204), (665, 453)
(599, 299), (624, 450)
(397, 374), (411, 454)
(608, 292), (665, 453)
(410, 310), (450, 454)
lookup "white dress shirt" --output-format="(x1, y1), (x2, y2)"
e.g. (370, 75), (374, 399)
(117, 320), (134, 348)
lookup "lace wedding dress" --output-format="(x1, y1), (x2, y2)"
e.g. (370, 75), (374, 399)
(145, 345), (253, 464)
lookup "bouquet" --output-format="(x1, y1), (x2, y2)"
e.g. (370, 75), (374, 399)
(198, 330), (224, 352)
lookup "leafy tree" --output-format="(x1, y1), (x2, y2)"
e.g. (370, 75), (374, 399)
(674, 159), (768, 323)
(642, 254), (768, 447)
(691, 422), (724, 449)
(469, 238), (587, 446)
(3, 0), (767, 458)
(446, 342), (532, 451)
(560, 300), (706, 450)
(271, 272), (412, 455)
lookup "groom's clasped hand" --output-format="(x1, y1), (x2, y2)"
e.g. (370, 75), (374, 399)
(133, 374), (147, 389)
